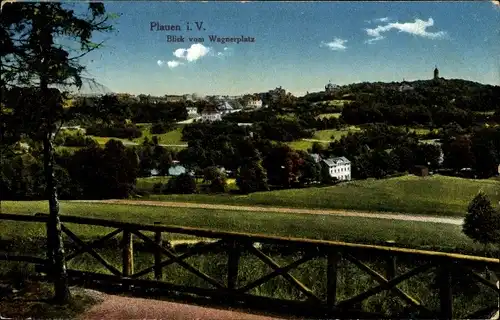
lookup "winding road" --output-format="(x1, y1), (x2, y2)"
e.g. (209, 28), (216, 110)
(72, 199), (464, 225)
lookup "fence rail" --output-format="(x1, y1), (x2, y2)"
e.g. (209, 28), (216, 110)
(1, 212), (499, 319)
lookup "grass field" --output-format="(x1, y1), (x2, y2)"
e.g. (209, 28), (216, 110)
(316, 113), (342, 119)
(136, 177), (238, 193)
(287, 126), (362, 150)
(144, 175), (500, 218)
(87, 125), (185, 146)
(0, 201), (486, 253)
(314, 126), (362, 141)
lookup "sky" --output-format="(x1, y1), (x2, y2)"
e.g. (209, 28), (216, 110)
(72, 1), (500, 96)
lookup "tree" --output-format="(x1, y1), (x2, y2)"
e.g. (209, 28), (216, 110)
(236, 160), (269, 194)
(1, 2), (116, 303)
(167, 173), (197, 194)
(463, 192), (500, 249)
(297, 151), (321, 185)
(203, 166), (227, 193)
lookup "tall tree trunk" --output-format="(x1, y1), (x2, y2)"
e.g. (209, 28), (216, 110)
(43, 134), (70, 304)
(41, 74), (70, 303)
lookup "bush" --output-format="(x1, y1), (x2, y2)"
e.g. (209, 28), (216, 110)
(152, 182), (163, 194)
(463, 192), (500, 248)
(63, 133), (97, 147)
(166, 173), (197, 194)
(86, 123), (142, 140)
(151, 122), (174, 134)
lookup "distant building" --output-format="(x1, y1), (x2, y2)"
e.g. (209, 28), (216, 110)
(246, 98), (263, 109)
(186, 106), (199, 118)
(165, 95), (183, 102)
(321, 156), (351, 181)
(398, 79), (414, 92)
(412, 165), (429, 177)
(309, 153), (322, 163)
(217, 101), (234, 115)
(434, 66), (439, 80)
(168, 165), (186, 176)
(201, 109), (222, 122)
(325, 81), (338, 94)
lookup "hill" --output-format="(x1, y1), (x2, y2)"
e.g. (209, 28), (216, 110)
(145, 175), (500, 217)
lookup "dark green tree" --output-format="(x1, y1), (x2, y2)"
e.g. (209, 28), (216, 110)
(236, 160), (269, 194)
(463, 192), (500, 249)
(1, 2), (116, 303)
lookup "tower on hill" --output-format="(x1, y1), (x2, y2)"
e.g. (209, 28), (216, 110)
(434, 65), (439, 80)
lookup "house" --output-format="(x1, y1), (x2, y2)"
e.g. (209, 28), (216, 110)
(325, 81), (338, 94)
(186, 106), (199, 118)
(218, 101), (234, 115)
(398, 80), (414, 92)
(321, 156), (351, 181)
(201, 109), (222, 122)
(309, 153), (322, 163)
(412, 165), (429, 177)
(246, 98), (263, 109)
(168, 164), (187, 176)
(165, 95), (183, 103)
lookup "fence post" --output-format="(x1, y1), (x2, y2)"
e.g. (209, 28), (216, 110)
(385, 240), (397, 280)
(438, 261), (453, 320)
(122, 230), (133, 290)
(227, 240), (240, 291)
(327, 251), (340, 309)
(154, 222), (162, 281)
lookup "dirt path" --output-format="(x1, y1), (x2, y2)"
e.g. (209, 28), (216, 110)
(80, 290), (284, 320)
(72, 199), (464, 225)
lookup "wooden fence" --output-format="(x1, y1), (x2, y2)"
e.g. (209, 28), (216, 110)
(0, 212), (499, 319)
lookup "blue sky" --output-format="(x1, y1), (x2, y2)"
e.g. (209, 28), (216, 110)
(76, 1), (500, 96)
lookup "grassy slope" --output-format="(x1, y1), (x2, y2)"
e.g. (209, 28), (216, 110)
(0, 201), (482, 252)
(144, 175), (500, 217)
(287, 126), (361, 150)
(136, 177), (238, 192)
(88, 125), (185, 146)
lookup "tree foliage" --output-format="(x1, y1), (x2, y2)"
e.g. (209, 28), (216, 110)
(463, 192), (500, 247)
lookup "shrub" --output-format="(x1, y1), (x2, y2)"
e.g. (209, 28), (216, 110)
(463, 192), (500, 248)
(151, 122), (174, 134)
(166, 173), (197, 194)
(152, 182), (163, 194)
(86, 123), (142, 140)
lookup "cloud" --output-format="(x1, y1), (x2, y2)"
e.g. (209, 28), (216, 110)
(365, 17), (390, 24)
(157, 59), (183, 69)
(173, 43), (211, 62)
(320, 38), (348, 51)
(376, 17), (390, 23)
(159, 43), (231, 70)
(215, 46), (233, 57)
(167, 60), (183, 68)
(365, 18), (447, 43)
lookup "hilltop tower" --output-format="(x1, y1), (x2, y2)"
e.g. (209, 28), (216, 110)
(434, 65), (439, 80)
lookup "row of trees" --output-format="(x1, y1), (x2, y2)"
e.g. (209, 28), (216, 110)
(1, 140), (139, 200)
(85, 123), (142, 140)
(341, 101), (479, 128)
(69, 94), (189, 125)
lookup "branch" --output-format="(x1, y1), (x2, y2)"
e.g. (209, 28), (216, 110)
(68, 40), (105, 61)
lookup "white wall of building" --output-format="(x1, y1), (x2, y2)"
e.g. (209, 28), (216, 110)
(329, 163), (351, 181)
(201, 112), (222, 122)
